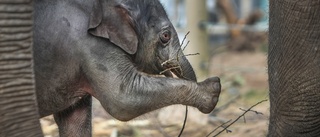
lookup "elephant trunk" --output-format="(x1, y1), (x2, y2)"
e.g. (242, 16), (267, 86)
(176, 55), (197, 81)
(162, 50), (197, 81)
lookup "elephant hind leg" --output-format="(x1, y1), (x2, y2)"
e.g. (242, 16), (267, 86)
(53, 95), (92, 137)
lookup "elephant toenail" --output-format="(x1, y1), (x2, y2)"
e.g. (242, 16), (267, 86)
(214, 82), (221, 92)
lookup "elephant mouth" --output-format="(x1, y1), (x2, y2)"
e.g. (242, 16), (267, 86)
(160, 61), (183, 78)
(158, 55), (196, 81)
(157, 55), (191, 80)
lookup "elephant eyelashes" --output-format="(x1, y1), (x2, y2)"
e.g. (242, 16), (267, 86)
(160, 30), (171, 44)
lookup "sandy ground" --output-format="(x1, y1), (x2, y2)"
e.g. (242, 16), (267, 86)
(41, 51), (269, 137)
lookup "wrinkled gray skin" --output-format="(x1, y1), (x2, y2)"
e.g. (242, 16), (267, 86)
(268, 0), (320, 136)
(34, 0), (221, 136)
(0, 1), (43, 137)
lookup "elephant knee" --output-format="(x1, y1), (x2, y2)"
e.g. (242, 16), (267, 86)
(101, 100), (143, 121)
(109, 111), (135, 122)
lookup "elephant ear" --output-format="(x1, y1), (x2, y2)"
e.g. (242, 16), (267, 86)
(88, 0), (138, 54)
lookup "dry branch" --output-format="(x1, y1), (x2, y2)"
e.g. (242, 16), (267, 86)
(206, 120), (232, 137)
(177, 106), (188, 137)
(159, 66), (181, 75)
(206, 99), (268, 137)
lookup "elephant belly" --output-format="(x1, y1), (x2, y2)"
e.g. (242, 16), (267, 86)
(36, 78), (91, 117)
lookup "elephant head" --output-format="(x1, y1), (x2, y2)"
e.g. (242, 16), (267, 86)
(88, 0), (196, 81)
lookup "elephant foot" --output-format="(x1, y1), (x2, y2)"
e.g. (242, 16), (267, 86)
(196, 77), (221, 114)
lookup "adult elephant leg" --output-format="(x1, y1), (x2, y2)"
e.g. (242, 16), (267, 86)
(53, 95), (92, 137)
(0, 0), (43, 137)
(268, 0), (320, 136)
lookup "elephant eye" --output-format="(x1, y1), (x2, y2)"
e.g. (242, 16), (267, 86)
(160, 30), (171, 44)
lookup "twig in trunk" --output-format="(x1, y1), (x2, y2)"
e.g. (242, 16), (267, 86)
(184, 53), (200, 57)
(182, 40), (190, 51)
(180, 31), (190, 48)
(160, 53), (199, 68)
(160, 32), (198, 79)
(159, 66), (181, 75)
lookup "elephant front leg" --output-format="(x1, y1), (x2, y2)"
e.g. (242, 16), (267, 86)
(82, 48), (221, 122)
(53, 95), (92, 137)
(84, 63), (221, 121)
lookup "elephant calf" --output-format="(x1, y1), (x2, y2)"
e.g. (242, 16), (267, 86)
(33, 0), (221, 136)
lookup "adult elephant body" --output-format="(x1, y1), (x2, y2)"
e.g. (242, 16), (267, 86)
(34, 0), (221, 136)
(0, 0), (43, 137)
(268, 0), (320, 136)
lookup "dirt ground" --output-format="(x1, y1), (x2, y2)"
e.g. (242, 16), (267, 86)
(41, 51), (269, 137)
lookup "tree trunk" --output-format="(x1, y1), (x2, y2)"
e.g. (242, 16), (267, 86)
(0, 0), (43, 136)
(216, 0), (240, 38)
(185, 0), (209, 80)
(268, 0), (320, 136)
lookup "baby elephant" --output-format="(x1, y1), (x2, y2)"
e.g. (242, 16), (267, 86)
(33, 0), (221, 136)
